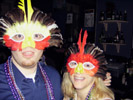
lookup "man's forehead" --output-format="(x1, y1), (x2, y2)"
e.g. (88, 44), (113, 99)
(5, 22), (50, 36)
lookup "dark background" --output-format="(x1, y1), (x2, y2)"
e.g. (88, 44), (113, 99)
(0, 0), (133, 99)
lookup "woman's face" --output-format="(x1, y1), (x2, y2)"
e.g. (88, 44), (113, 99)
(67, 53), (96, 90)
(69, 73), (95, 90)
(66, 53), (99, 76)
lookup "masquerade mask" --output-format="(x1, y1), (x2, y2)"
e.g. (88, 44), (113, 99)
(2, 0), (58, 51)
(66, 29), (99, 76)
(3, 22), (51, 50)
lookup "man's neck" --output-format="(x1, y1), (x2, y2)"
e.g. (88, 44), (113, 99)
(11, 57), (37, 78)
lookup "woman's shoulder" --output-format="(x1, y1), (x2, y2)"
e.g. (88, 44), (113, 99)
(63, 97), (72, 100)
(101, 95), (113, 100)
(102, 98), (112, 100)
(100, 90), (114, 100)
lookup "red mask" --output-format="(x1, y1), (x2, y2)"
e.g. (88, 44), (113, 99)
(66, 29), (99, 76)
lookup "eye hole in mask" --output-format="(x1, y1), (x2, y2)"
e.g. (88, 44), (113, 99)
(33, 33), (45, 41)
(68, 60), (78, 68)
(10, 33), (25, 42)
(83, 62), (95, 70)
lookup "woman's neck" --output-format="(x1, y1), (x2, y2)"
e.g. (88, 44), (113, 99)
(76, 81), (94, 100)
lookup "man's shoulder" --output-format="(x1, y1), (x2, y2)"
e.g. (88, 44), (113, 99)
(0, 63), (5, 72)
(40, 62), (60, 76)
(0, 63), (7, 79)
(39, 62), (63, 99)
(0, 63), (7, 83)
(0, 63), (4, 67)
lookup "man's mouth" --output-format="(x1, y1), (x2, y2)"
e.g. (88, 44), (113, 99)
(22, 51), (34, 58)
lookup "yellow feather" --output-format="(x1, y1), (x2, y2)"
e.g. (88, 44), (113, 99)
(27, 0), (34, 23)
(18, 0), (27, 22)
(18, 0), (34, 23)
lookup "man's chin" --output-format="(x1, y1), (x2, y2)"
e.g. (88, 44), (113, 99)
(21, 61), (36, 67)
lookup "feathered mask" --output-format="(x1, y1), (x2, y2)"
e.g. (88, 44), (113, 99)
(0, 0), (63, 51)
(66, 29), (107, 79)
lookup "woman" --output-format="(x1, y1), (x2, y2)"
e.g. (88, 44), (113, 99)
(62, 29), (114, 100)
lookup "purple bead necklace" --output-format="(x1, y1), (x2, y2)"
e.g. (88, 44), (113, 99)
(85, 83), (95, 100)
(4, 57), (55, 100)
(39, 63), (55, 100)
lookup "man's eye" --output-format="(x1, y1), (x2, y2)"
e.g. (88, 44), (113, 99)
(68, 61), (77, 68)
(83, 62), (95, 70)
(10, 34), (24, 42)
(33, 33), (45, 41)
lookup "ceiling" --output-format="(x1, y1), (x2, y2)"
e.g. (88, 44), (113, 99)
(66, 0), (96, 5)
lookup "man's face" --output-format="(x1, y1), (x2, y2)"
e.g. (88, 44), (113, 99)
(12, 47), (43, 67)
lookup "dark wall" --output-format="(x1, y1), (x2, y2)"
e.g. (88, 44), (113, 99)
(95, 0), (133, 58)
(32, 0), (53, 13)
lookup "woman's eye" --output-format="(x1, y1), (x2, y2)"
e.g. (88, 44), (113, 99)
(83, 62), (95, 70)
(11, 34), (24, 42)
(68, 61), (77, 68)
(84, 64), (90, 68)
(33, 33), (45, 41)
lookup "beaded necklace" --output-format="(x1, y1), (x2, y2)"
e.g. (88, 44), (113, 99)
(85, 84), (94, 100)
(4, 56), (55, 100)
(72, 83), (94, 100)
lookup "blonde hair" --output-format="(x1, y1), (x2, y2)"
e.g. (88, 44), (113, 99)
(61, 72), (114, 100)
(91, 77), (114, 100)
(61, 72), (75, 98)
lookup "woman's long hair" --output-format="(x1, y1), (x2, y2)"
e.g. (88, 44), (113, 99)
(62, 43), (114, 100)
(61, 72), (114, 100)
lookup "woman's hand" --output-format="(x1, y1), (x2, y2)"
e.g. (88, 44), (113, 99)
(104, 72), (112, 86)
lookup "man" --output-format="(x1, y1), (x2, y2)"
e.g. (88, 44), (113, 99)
(0, 0), (63, 100)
